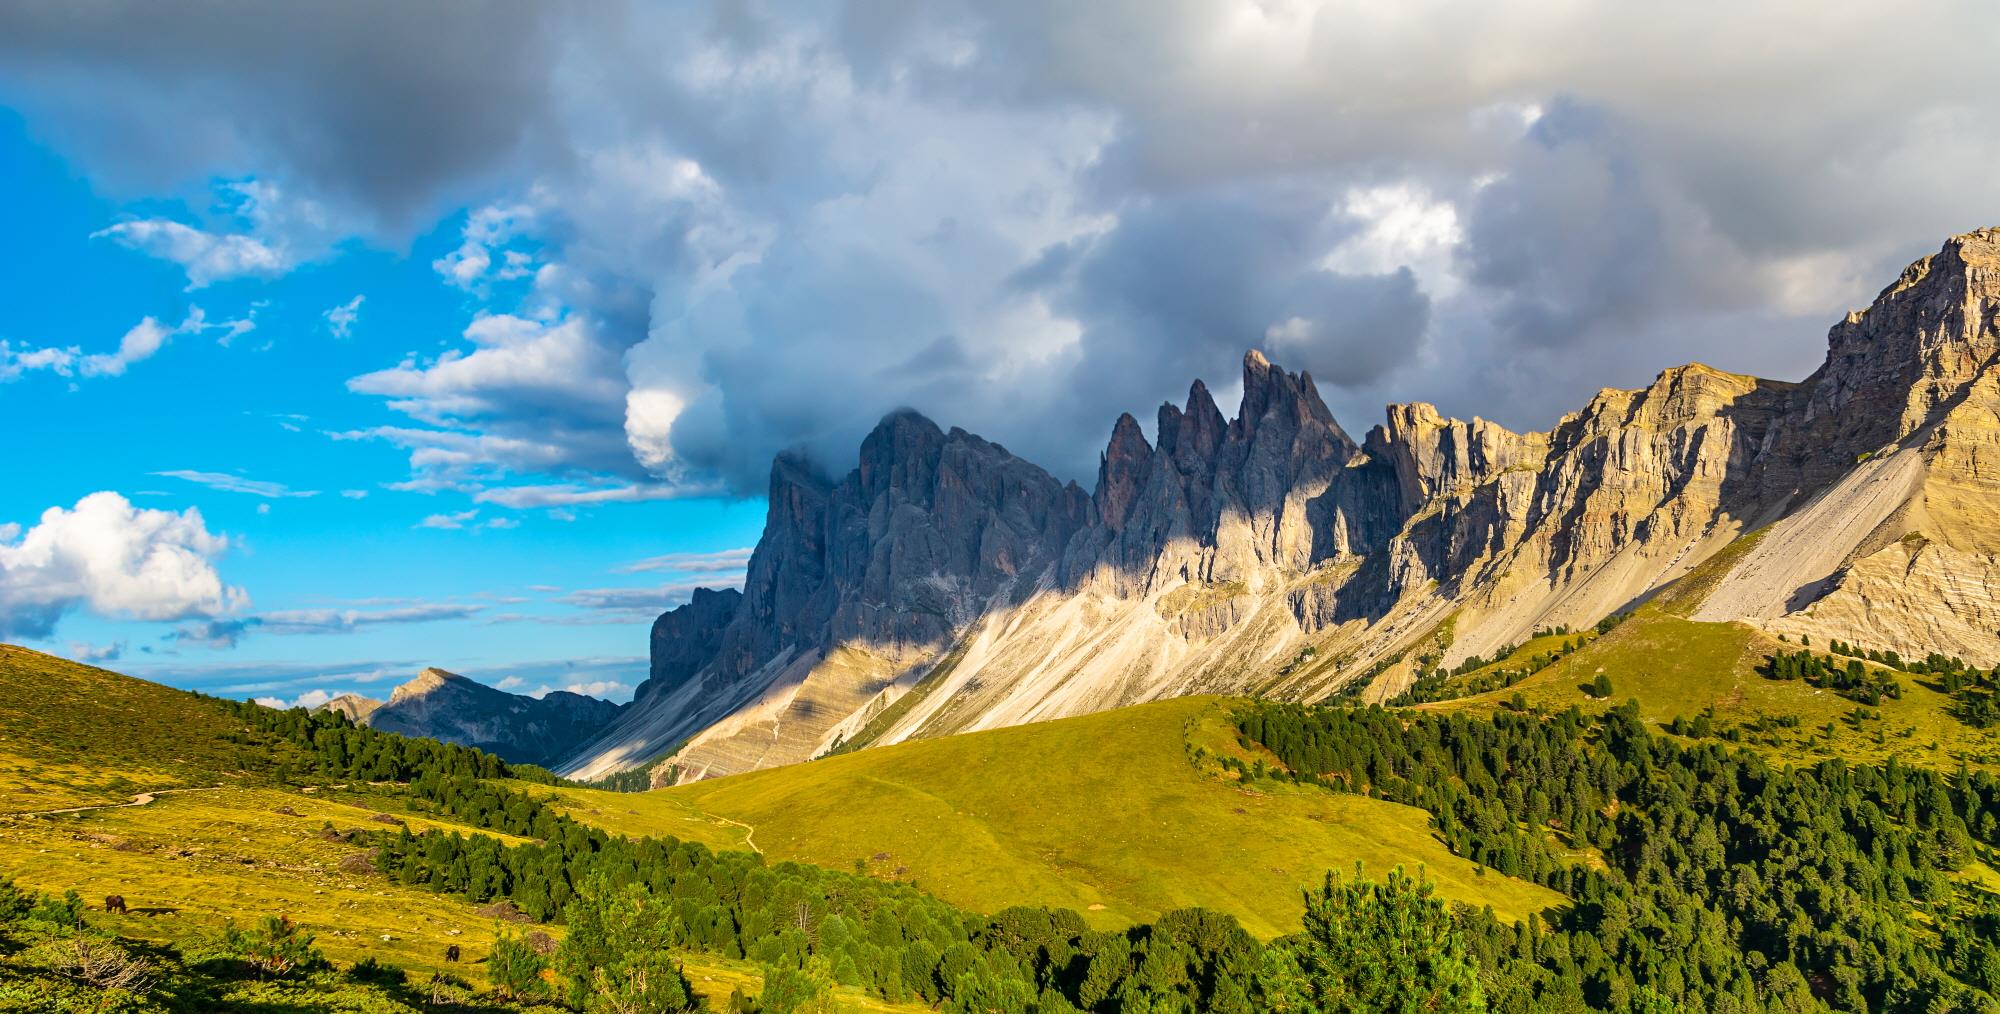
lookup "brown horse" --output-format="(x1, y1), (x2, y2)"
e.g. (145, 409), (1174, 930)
(104, 895), (126, 914)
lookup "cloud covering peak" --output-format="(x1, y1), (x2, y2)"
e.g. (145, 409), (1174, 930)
(5, 0), (1997, 493)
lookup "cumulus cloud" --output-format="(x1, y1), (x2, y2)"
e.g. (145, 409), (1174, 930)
(92, 180), (342, 288)
(95, 219), (284, 288)
(0, 492), (243, 640)
(344, 313), (641, 484)
(8, 1), (2000, 488)
(254, 688), (338, 711)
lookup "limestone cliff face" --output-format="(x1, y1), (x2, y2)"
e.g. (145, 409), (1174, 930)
(358, 668), (621, 768)
(557, 228), (2000, 783)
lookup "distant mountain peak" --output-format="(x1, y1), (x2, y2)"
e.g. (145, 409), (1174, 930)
(388, 666), (477, 703)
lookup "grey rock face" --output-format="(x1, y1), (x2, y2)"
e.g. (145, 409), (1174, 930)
(639, 587), (742, 706)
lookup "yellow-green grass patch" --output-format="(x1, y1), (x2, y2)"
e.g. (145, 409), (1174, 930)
(562, 697), (1562, 939)
(1431, 607), (2000, 771)
(0, 785), (533, 984)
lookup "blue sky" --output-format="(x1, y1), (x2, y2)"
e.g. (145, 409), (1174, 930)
(2, 3), (1995, 707)
(0, 110), (764, 705)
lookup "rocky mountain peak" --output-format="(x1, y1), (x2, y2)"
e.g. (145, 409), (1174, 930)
(1235, 349), (1355, 453)
(857, 408), (947, 502)
(1096, 412), (1153, 530)
(388, 667), (472, 703)
(1807, 230), (2000, 452)
(368, 665), (622, 767)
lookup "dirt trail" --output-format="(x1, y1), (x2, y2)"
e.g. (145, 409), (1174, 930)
(6, 786), (221, 819)
(709, 814), (761, 854)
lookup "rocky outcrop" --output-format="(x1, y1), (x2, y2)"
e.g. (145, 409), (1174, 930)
(318, 693), (381, 723)
(361, 668), (621, 767)
(559, 228), (2000, 783)
(638, 588), (741, 707)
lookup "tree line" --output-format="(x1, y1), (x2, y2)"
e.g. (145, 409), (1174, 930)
(1235, 701), (2000, 1013)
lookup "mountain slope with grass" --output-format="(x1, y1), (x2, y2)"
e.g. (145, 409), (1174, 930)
(0, 645), (942, 1012)
(538, 695), (1564, 939)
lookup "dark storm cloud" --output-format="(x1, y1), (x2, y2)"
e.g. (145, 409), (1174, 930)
(1006, 185), (1430, 475)
(7, 0), (2000, 492)
(0, 1), (566, 225)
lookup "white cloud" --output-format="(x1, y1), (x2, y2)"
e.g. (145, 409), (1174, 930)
(0, 492), (243, 640)
(417, 509), (479, 530)
(483, 516), (519, 530)
(1321, 184), (1465, 294)
(254, 688), (337, 710)
(91, 180), (340, 289)
(322, 295), (365, 339)
(6, 308), (244, 383)
(612, 547), (753, 575)
(154, 470), (318, 498)
(340, 312), (638, 484)
(67, 640), (124, 663)
(433, 202), (536, 289)
(80, 316), (173, 377)
(329, 426), (576, 489)
(95, 219), (285, 288)
(0, 340), (79, 382)
(339, 489), (369, 499)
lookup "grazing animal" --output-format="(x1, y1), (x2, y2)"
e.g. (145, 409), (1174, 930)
(444, 944), (460, 963)
(104, 895), (126, 915)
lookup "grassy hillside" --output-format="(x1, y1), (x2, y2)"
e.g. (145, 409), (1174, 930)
(0, 645), (309, 811)
(1427, 606), (2000, 770)
(539, 696), (1563, 939)
(0, 644), (925, 1012)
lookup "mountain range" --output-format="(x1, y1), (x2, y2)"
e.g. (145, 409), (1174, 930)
(521, 228), (2000, 784)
